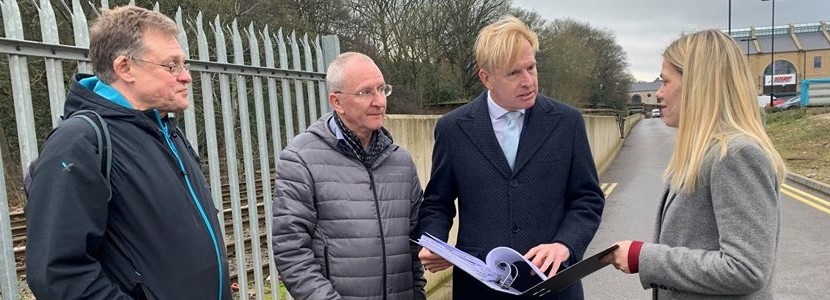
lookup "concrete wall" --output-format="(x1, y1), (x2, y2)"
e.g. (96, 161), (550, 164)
(384, 113), (640, 298)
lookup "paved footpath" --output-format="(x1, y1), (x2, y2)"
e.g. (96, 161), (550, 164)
(583, 118), (830, 299)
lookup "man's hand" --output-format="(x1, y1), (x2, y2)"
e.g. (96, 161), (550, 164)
(601, 241), (633, 274)
(418, 248), (452, 273)
(524, 243), (571, 277)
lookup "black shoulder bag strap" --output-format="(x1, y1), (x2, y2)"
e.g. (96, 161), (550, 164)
(66, 110), (113, 201)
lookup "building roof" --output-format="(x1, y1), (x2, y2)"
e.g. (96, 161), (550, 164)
(756, 35), (800, 52)
(630, 81), (662, 93)
(729, 21), (830, 54)
(800, 32), (830, 50)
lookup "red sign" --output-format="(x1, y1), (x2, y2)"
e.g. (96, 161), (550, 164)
(764, 74), (796, 85)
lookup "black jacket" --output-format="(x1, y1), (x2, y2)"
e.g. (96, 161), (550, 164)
(25, 74), (231, 300)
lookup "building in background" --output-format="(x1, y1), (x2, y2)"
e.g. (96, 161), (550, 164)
(628, 81), (662, 115)
(730, 21), (830, 97)
(629, 21), (829, 113)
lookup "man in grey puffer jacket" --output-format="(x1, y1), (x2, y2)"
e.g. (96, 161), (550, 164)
(272, 52), (426, 300)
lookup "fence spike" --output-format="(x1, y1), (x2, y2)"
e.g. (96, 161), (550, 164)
(260, 23), (283, 298)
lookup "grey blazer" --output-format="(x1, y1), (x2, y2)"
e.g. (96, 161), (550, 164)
(639, 136), (780, 299)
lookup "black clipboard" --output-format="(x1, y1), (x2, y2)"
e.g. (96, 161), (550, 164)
(522, 244), (619, 298)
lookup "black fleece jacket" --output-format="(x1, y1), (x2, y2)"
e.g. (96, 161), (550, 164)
(25, 74), (231, 300)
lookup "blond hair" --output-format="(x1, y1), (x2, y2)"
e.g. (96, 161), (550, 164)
(474, 15), (539, 72)
(89, 5), (179, 83)
(663, 29), (786, 193)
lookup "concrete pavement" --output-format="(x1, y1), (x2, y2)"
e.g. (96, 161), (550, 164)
(583, 118), (674, 299)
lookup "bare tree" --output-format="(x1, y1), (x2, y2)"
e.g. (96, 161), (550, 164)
(535, 18), (633, 109)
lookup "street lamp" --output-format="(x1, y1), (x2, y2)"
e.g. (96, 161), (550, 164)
(762, 0), (775, 107)
(728, 0), (732, 35)
(740, 37), (757, 55)
(740, 37), (759, 94)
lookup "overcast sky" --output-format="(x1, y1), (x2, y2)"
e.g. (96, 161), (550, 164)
(512, 0), (830, 82)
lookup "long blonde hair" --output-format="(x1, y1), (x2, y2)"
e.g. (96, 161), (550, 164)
(663, 29), (786, 193)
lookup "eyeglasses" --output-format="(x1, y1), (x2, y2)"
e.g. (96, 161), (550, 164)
(129, 56), (190, 76)
(334, 84), (393, 99)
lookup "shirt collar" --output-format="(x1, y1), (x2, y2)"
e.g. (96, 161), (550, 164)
(328, 115), (346, 140)
(486, 90), (525, 119)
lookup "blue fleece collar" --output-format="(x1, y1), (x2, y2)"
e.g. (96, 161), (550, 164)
(78, 76), (134, 109)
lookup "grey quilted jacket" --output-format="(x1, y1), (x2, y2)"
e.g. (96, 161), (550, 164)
(272, 113), (426, 300)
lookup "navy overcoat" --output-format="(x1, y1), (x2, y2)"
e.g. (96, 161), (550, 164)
(419, 91), (605, 299)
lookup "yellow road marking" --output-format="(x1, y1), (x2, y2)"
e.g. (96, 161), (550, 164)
(781, 184), (830, 216)
(601, 183), (618, 199)
(782, 184), (830, 208)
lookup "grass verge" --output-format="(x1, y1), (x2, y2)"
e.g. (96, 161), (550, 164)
(764, 107), (830, 184)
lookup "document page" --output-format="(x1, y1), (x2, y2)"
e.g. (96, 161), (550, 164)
(485, 247), (548, 281)
(416, 234), (496, 280)
(417, 234), (619, 297)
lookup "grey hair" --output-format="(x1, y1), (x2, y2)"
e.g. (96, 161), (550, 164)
(326, 52), (376, 92)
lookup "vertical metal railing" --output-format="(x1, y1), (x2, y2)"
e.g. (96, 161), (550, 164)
(247, 21), (269, 300)
(302, 34), (319, 123)
(0, 148), (18, 300)
(36, 0), (66, 127)
(4, 0), (37, 174)
(176, 7), (199, 151)
(261, 24), (283, 299)
(68, 0), (91, 74)
(290, 31), (307, 132)
(194, 12), (226, 237)
(0, 1), (339, 299)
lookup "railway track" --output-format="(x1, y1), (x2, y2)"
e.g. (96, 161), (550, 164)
(9, 174), (273, 280)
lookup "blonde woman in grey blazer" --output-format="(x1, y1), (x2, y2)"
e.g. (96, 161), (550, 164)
(603, 29), (788, 299)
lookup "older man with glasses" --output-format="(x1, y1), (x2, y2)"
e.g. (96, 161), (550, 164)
(25, 5), (230, 300)
(271, 52), (426, 300)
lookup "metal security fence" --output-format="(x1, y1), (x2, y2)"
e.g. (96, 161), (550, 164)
(0, 0), (340, 299)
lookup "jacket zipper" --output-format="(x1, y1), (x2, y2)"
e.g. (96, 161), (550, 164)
(324, 245), (331, 279)
(155, 111), (224, 300)
(366, 166), (388, 300)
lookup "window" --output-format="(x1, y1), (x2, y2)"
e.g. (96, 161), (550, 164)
(815, 56), (822, 69)
(631, 94), (642, 104)
(764, 60), (797, 75)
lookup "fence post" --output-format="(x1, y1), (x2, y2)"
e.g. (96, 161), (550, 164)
(4, 0), (38, 171)
(314, 36), (330, 114)
(289, 31), (307, 132)
(319, 35), (339, 115)
(247, 21), (271, 300)
(176, 7), (199, 153)
(320, 35), (340, 74)
(262, 25), (284, 154)
(231, 18), (259, 299)
(302, 34), (319, 122)
(261, 25), (283, 298)
(37, 0), (67, 127)
(194, 12), (226, 236)
(69, 0), (92, 73)
(0, 147), (19, 300)
(276, 28), (295, 139)
(212, 14), (248, 296)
